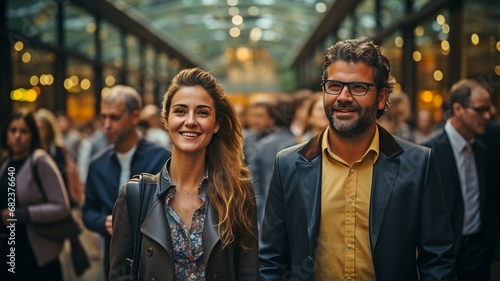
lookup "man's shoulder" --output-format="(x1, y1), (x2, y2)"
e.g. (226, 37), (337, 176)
(389, 136), (435, 162)
(420, 129), (447, 149)
(89, 145), (115, 165)
(276, 141), (308, 161)
(138, 137), (170, 156)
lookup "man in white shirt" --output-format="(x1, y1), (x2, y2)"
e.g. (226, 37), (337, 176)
(82, 85), (170, 279)
(423, 79), (495, 280)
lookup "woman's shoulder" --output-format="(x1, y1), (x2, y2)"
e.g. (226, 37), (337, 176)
(32, 148), (50, 161)
(32, 149), (59, 170)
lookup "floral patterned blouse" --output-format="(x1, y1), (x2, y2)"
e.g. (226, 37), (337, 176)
(164, 166), (209, 281)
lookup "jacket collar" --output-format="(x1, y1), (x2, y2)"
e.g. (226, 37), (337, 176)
(298, 124), (403, 162)
(295, 124), (403, 254)
(143, 162), (219, 267)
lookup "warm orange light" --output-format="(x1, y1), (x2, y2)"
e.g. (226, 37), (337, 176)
(421, 91), (433, 103)
(236, 47), (252, 62)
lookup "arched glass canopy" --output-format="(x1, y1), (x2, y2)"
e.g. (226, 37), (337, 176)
(106, 0), (336, 70)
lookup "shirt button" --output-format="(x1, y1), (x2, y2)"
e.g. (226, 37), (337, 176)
(350, 168), (355, 173)
(190, 234), (195, 239)
(347, 198), (353, 204)
(146, 246), (153, 256)
(347, 243), (353, 249)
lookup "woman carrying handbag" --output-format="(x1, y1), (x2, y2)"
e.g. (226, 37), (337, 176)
(0, 108), (71, 281)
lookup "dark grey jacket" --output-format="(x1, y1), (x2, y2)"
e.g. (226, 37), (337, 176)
(423, 130), (495, 255)
(109, 165), (259, 281)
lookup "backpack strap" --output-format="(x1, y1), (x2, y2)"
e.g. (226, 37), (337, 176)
(125, 173), (158, 281)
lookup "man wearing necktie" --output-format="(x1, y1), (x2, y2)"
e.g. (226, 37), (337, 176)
(423, 79), (495, 280)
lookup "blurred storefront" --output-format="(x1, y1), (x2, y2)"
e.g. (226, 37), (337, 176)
(294, 0), (500, 123)
(1, 0), (195, 126)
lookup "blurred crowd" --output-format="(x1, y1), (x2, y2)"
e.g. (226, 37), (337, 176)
(2, 84), (499, 281)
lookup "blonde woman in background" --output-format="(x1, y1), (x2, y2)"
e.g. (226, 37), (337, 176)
(35, 108), (83, 206)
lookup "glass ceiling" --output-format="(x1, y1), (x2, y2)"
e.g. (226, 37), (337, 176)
(106, 0), (336, 71)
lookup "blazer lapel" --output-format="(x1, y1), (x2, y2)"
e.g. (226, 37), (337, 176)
(439, 132), (461, 189)
(370, 153), (400, 252)
(296, 158), (322, 254)
(296, 133), (324, 255)
(202, 202), (219, 267)
(472, 141), (486, 214)
(141, 199), (172, 256)
(369, 125), (403, 252)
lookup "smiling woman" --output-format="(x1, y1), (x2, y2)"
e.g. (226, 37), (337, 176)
(109, 67), (258, 281)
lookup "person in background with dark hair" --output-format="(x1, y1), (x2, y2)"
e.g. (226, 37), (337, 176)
(243, 101), (274, 166)
(110, 67), (258, 280)
(259, 38), (455, 280)
(297, 92), (330, 143)
(0, 108), (70, 281)
(248, 94), (297, 227)
(423, 79), (495, 280)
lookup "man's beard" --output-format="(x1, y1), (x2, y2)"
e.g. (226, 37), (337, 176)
(326, 98), (379, 139)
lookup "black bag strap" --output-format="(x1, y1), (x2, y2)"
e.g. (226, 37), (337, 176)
(125, 173), (158, 281)
(31, 151), (48, 202)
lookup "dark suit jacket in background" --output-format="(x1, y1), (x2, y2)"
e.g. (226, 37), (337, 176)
(423, 130), (495, 255)
(477, 121), (500, 260)
(82, 137), (170, 276)
(259, 125), (455, 281)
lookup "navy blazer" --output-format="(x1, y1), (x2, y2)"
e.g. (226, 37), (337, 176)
(423, 130), (495, 254)
(83, 137), (170, 273)
(259, 125), (455, 281)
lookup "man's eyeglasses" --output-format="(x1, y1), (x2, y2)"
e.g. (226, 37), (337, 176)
(100, 112), (128, 122)
(321, 80), (377, 96)
(463, 104), (491, 115)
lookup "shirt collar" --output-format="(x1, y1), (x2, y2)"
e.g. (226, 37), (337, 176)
(444, 119), (473, 152)
(321, 126), (380, 164)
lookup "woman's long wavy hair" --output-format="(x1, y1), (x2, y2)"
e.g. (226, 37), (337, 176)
(161, 67), (256, 251)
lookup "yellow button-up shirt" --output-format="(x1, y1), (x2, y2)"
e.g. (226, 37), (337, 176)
(315, 127), (380, 281)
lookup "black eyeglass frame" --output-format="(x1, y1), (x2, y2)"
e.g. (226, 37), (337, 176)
(321, 79), (377, 96)
(462, 104), (491, 115)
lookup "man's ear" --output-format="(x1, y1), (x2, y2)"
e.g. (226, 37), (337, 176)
(378, 88), (389, 111)
(131, 109), (140, 124)
(451, 102), (462, 116)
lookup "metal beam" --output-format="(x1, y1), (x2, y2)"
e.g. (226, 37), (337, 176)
(291, 0), (363, 68)
(70, 0), (200, 68)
